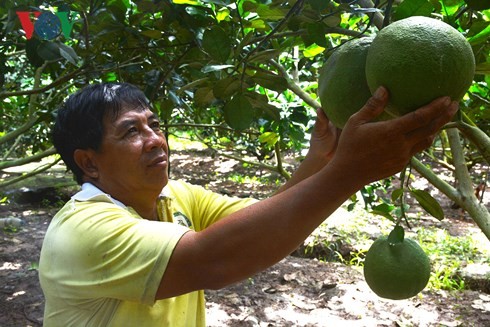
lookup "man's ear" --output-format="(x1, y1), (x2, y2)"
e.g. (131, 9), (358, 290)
(74, 149), (99, 180)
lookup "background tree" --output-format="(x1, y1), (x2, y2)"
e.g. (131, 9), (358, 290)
(1, 0), (489, 238)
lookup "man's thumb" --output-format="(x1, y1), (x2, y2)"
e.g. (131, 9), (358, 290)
(351, 86), (389, 124)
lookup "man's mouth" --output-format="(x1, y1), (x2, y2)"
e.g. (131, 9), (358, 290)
(148, 155), (167, 167)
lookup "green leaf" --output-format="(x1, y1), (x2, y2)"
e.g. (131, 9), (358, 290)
(173, 0), (201, 5)
(468, 24), (490, 46)
(154, 99), (175, 121)
(476, 62), (490, 75)
(303, 44), (325, 58)
(370, 209), (395, 222)
(370, 203), (395, 222)
(307, 23), (328, 48)
(58, 43), (80, 66)
(290, 106), (309, 126)
(251, 71), (288, 93)
(202, 26), (231, 63)
(322, 15), (342, 28)
(259, 132), (279, 147)
(388, 225), (405, 245)
(244, 92), (280, 121)
(235, 31), (255, 56)
(372, 203), (395, 213)
(213, 77), (243, 99)
(194, 86), (216, 107)
(224, 94), (255, 130)
(391, 188), (404, 202)
(37, 41), (62, 61)
(410, 189), (444, 221)
(393, 0), (434, 21)
(256, 4), (285, 21)
(308, 0), (330, 11)
(248, 49), (282, 63)
(141, 30), (163, 38)
(217, 7), (230, 22)
(244, 19), (268, 30)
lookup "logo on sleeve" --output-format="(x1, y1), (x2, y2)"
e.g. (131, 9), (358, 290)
(173, 212), (192, 228)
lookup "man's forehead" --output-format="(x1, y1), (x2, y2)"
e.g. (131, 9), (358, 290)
(106, 106), (157, 124)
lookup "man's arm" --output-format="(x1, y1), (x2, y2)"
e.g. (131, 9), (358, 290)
(157, 87), (458, 299)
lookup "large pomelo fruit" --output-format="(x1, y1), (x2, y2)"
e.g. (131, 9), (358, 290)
(318, 37), (377, 129)
(365, 16), (475, 117)
(363, 235), (431, 300)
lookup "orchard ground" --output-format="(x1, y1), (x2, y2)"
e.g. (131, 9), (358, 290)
(1, 139), (489, 327)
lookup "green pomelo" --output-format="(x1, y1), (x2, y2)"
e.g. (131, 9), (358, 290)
(465, 0), (490, 10)
(318, 37), (390, 129)
(365, 16), (475, 117)
(363, 235), (431, 300)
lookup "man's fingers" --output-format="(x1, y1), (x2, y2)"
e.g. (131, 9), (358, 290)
(410, 135), (437, 156)
(396, 96), (457, 134)
(312, 108), (331, 138)
(404, 100), (459, 141)
(348, 86), (389, 126)
(316, 107), (327, 120)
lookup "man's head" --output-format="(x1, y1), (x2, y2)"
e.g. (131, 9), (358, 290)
(53, 83), (168, 191)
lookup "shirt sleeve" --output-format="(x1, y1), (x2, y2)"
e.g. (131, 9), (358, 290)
(170, 180), (258, 231)
(41, 200), (190, 305)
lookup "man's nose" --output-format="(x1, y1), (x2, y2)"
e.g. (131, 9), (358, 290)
(143, 127), (166, 150)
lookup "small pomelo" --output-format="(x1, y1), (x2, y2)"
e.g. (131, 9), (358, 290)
(318, 37), (387, 129)
(363, 235), (431, 300)
(365, 16), (475, 117)
(465, 0), (490, 10)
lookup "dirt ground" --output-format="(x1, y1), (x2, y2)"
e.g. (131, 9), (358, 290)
(1, 148), (490, 327)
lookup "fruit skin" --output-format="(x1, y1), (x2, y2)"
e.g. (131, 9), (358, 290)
(363, 235), (431, 300)
(318, 37), (377, 129)
(465, 0), (490, 10)
(365, 16), (475, 117)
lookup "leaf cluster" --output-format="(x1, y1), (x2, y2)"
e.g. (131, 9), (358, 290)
(0, 0), (489, 204)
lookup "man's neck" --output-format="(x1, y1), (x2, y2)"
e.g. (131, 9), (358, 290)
(88, 181), (161, 220)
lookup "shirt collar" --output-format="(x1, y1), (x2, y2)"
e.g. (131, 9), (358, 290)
(72, 182), (171, 208)
(72, 183), (127, 209)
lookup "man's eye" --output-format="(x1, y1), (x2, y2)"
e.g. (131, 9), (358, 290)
(126, 127), (138, 135)
(151, 121), (161, 129)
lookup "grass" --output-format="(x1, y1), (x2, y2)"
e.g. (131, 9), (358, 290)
(417, 228), (490, 291)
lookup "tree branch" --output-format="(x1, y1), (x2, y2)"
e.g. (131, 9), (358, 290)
(410, 156), (460, 203)
(0, 156), (61, 191)
(0, 147), (57, 170)
(0, 67), (84, 99)
(270, 59), (320, 109)
(0, 62), (47, 145)
(358, 0), (384, 30)
(457, 121), (490, 165)
(274, 141), (291, 179)
(447, 128), (490, 241)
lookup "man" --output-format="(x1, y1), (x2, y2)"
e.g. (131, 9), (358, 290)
(39, 82), (458, 326)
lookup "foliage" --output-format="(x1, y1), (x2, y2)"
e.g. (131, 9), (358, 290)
(0, 0), (489, 237)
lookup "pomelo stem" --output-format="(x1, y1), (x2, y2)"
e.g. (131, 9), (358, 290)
(388, 225), (405, 245)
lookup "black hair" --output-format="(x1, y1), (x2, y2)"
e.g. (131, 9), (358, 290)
(52, 82), (151, 185)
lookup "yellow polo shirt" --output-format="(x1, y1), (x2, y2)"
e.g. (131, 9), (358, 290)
(39, 180), (257, 327)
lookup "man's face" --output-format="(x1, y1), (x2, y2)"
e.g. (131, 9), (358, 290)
(91, 107), (169, 197)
